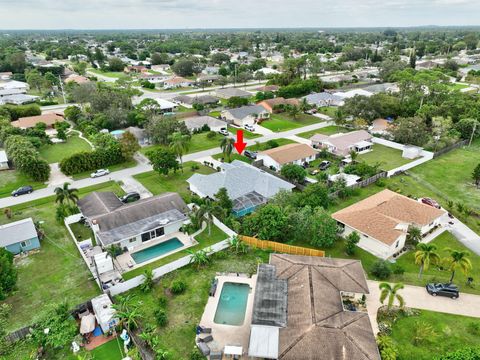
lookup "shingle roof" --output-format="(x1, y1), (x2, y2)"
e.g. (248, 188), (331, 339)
(78, 192), (124, 218)
(216, 87), (251, 98)
(332, 189), (446, 245)
(0, 218), (38, 247)
(260, 143), (317, 165)
(224, 105), (266, 120)
(173, 94), (219, 105)
(187, 160), (295, 201)
(304, 92), (343, 106)
(267, 254), (379, 360)
(183, 116), (226, 131)
(11, 113), (64, 129)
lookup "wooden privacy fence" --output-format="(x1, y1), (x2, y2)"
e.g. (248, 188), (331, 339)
(240, 235), (325, 257)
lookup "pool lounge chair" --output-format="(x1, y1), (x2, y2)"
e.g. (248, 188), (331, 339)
(197, 342), (210, 356)
(210, 351), (222, 360)
(199, 335), (213, 343)
(196, 325), (212, 334)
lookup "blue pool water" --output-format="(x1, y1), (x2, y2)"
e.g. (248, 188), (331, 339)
(214, 282), (250, 326)
(131, 238), (183, 264)
(110, 130), (125, 135)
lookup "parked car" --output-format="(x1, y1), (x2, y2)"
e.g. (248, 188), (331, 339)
(120, 192), (140, 203)
(244, 150), (257, 159)
(310, 169), (320, 176)
(245, 124), (255, 132)
(11, 186), (33, 197)
(305, 109), (317, 115)
(90, 169), (110, 178)
(218, 128), (229, 136)
(421, 197), (441, 209)
(426, 283), (459, 299)
(319, 161), (331, 171)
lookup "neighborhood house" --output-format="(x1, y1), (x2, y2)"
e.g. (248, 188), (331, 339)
(10, 113), (65, 129)
(183, 116), (227, 133)
(221, 105), (270, 127)
(257, 97), (300, 113)
(215, 88), (251, 99)
(310, 129), (373, 156)
(0, 218), (41, 255)
(187, 160), (295, 216)
(257, 143), (317, 171)
(332, 189), (447, 259)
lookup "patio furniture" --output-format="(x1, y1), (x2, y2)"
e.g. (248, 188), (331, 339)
(196, 325), (212, 334)
(199, 335), (213, 343)
(210, 351), (222, 360)
(197, 342), (210, 356)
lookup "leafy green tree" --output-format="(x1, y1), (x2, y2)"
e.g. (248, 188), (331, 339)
(187, 248), (210, 269)
(108, 57), (124, 72)
(473, 164), (480, 188)
(243, 204), (288, 242)
(0, 249), (17, 300)
(214, 187), (233, 215)
(146, 148), (179, 176)
(198, 199), (222, 235)
(310, 208), (338, 248)
(371, 260), (392, 280)
(391, 117), (430, 146)
(54, 182), (79, 206)
(280, 164), (306, 183)
(415, 243), (441, 279)
(297, 183), (331, 209)
(406, 226), (422, 247)
(226, 96), (249, 108)
(25, 69), (46, 92)
(119, 131), (140, 160)
(169, 131), (191, 170)
(145, 116), (189, 145)
(172, 58), (199, 77)
(288, 105), (301, 119)
(455, 118), (479, 140)
(379, 282), (405, 309)
(444, 248), (472, 283)
(345, 231), (360, 255)
(220, 136), (235, 162)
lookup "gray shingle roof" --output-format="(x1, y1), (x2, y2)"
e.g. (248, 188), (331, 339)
(78, 192), (124, 218)
(215, 88), (251, 98)
(304, 92), (343, 106)
(0, 218), (38, 247)
(187, 160), (295, 201)
(224, 105), (267, 120)
(183, 116), (226, 131)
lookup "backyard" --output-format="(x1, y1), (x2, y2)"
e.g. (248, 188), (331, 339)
(259, 112), (322, 132)
(120, 249), (269, 359)
(133, 161), (215, 202)
(390, 309), (480, 359)
(39, 135), (92, 164)
(297, 125), (350, 139)
(358, 144), (412, 171)
(0, 169), (46, 198)
(0, 181), (124, 332)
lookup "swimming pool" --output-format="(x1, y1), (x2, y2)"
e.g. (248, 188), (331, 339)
(214, 282), (250, 326)
(131, 238), (183, 264)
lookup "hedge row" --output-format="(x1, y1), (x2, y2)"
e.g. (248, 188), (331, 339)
(59, 146), (125, 175)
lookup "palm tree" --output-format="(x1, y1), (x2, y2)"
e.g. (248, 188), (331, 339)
(220, 136), (235, 162)
(187, 248), (210, 269)
(299, 98), (310, 113)
(288, 105), (300, 120)
(112, 295), (142, 330)
(348, 149), (358, 163)
(54, 182), (79, 206)
(139, 269), (154, 292)
(406, 226), (422, 246)
(169, 131), (190, 171)
(444, 248), (472, 283)
(198, 199), (221, 235)
(415, 243), (441, 279)
(379, 282), (405, 309)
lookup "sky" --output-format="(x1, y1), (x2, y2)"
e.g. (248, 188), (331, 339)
(1, 0), (480, 29)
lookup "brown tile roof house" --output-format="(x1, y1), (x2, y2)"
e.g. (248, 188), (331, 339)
(370, 118), (392, 134)
(259, 143), (317, 165)
(310, 129), (372, 156)
(255, 85), (280, 92)
(11, 113), (64, 129)
(258, 97), (300, 113)
(248, 254), (380, 360)
(332, 189), (446, 245)
(65, 74), (90, 84)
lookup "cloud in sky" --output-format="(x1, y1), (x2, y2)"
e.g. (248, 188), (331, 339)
(1, 0), (479, 29)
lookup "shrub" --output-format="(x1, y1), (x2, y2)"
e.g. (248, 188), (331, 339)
(4, 135), (50, 181)
(206, 131), (216, 139)
(170, 280), (187, 294)
(376, 335), (398, 360)
(370, 260), (392, 280)
(467, 321), (480, 335)
(392, 264), (405, 275)
(59, 147), (125, 175)
(376, 178), (386, 187)
(434, 347), (480, 360)
(157, 296), (168, 309)
(189, 347), (205, 360)
(190, 163), (200, 171)
(154, 308), (168, 327)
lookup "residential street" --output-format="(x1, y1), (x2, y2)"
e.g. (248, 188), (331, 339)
(366, 280), (480, 334)
(0, 120), (333, 208)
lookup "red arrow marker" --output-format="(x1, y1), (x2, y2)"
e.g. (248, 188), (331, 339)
(234, 129), (247, 154)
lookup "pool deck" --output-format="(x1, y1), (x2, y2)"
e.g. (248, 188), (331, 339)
(197, 274), (257, 359)
(114, 232), (196, 273)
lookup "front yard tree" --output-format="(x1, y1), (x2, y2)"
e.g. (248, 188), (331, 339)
(444, 248), (472, 283)
(108, 57), (124, 71)
(379, 282), (405, 310)
(54, 182), (79, 206)
(345, 231), (360, 255)
(473, 163), (480, 188)
(120, 131), (140, 160)
(220, 136), (235, 162)
(147, 148), (179, 176)
(169, 131), (191, 170)
(414, 243), (440, 279)
(280, 164), (306, 184)
(406, 226), (422, 246)
(288, 105), (301, 120)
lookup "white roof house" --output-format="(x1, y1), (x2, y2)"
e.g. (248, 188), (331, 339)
(333, 89), (373, 99)
(328, 173), (361, 187)
(154, 98), (177, 111)
(91, 294), (118, 333)
(183, 116), (226, 132)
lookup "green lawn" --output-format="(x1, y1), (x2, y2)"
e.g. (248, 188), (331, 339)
(227, 125), (262, 139)
(90, 338), (125, 360)
(39, 135), (92, 164)
(122, 224), (228, 280)
(72, 160), (138, 180)
(87, 68), (131, 80)
(447, 83), (469, 91)
(358, 144), (412, 171)
(260, 113), (323, 132)
(70, 221), (95, 243)
(0, 181), (124, 332)
(390, 309), (480, 360)
(317, 106), (338, 118)
(133, 161), (215, 202)
(120, 249), (269, 359)
(0, 169), (46, 198)
(297, 125), (350, 139)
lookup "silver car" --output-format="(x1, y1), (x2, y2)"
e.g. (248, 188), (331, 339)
(90, 169), (110, 178)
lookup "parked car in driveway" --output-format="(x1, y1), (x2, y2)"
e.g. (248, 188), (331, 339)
(421, 197), (441, 209)
(244, 124), (255, 132)
(319, 161), (331, 171)
(120, 192), (141, 203)
(244, 150), (257, 159)
(11, 186), (33, 197)
(426, 283), (459, 299)
(90, 169), (110, 178)
(218, 127), (229, 136)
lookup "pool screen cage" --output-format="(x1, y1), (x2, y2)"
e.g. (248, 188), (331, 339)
(232, 192), (267, 217)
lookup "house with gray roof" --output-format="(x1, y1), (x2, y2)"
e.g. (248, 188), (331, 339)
(221, 105), (270, 126)
(183, 116), (227, 133)
(187, 160), (295, 216)
(0, 218), (40, 254)
(304, 92), (344, 107)
(215, 87), (252, 99)
(173, 94), (219, 108)
(78, 192), (188, 249)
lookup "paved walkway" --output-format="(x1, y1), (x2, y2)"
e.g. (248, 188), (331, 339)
(365, 280), (480, 335)
(444, 218), (480, 255)
(0, 120), (333, 208)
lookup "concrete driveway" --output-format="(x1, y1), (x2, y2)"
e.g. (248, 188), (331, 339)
(366, 280), (480, 334)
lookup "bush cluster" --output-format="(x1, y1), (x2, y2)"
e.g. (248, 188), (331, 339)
(4, 135), (50, 181)
(59, 146), (124, 175)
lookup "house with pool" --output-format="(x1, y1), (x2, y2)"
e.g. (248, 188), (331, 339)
(77, 192), (192, 270)
(187, 160), (295, 217)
